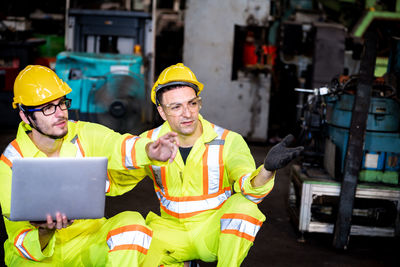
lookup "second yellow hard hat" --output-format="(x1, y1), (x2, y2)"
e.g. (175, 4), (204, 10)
(151, 63), (204, 105)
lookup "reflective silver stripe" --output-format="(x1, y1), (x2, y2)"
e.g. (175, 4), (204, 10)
(206, 144), (221, 194)
(15, 230), (36, 261)
(3, 143), (23, 168)
(105, 180), (110, 193)
(156, 189), (232, 215)
(2, 142), (23, 165)
(150, 123), (230, 216)
(240, 174), (251, 188)
(240, 174), (266, 203)
(3, 143), (22, 159)
(151, 165), (164, 190)
(243, 194), (264, 203)
(220, 217), (261, 239)
(124, 136), (140, 169)
(107, 226), (152, 252)
(205, 124), (226, 194)
(150, 126), (162, 141)
(207, 139), (225, 145)
(70, 135), (84, 158)
(213, 125), (225, 137)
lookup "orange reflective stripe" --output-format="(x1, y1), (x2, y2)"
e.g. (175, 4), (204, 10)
(147, 126), (162, 141)
(75, 137), (85, 157)
(71, 135), (85, 158)
(106, 172), (111, 193)
(121, 135), (140, 169)
(207, 125), (228, 194)
(221, 213), (263, 242)
(14, 229), (39, 261)
(109, 244), (148, 254)
(11, 140), (23, 156)
(160, 166), (168, 196)
(218, 130), (228, 190)
(242, 189), (272, 204)
(202, 145), (209, 195)
(160, 200), (225, 219)
(1, 140), (23, 168)
(156, 187), (231, 218)
(221, 213), (263, 226)
(130, 140), (138, 169)
(239, 174), (270, 203)
(148, 166), (159, 189)
(107, 224), (152, 239)
(107, 225), (152, 254)
(158, 186), (231, 202)
(122, 136), (140, 170)
(238, 174), (246, 189)
(220, 229), (255, 242)
(220, 129), (229, 140)
(146, 129), (153, 139)
(150, 123), (232, 218)
(0, 154), (12, 167)
(150, 165), (166, 192)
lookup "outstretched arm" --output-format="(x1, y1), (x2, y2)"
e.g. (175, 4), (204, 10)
(145, 132), (180, 163)
(251, 134), (303, 187)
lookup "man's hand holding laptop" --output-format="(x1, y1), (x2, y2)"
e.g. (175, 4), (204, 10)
(25, 132), (179, 250)
(30, 212), (74, 249)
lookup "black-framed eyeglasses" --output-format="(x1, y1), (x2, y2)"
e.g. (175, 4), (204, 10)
(27, 98), (72, 116)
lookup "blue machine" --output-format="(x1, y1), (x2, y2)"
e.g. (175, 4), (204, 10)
(55, 52), (145, 132)
(326, 93), (400, 184)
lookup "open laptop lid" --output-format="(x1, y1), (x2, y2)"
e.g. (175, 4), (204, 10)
(9, 157), (107, 221)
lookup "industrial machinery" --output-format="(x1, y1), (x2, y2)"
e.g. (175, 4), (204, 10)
(297, 75), (400, 183)
(56, 7), (154, 134)
(289, 75), (400, 240)
(285, 0), (400, 247)
(55, 51), (145, 134)
(326, 76), (400, 184)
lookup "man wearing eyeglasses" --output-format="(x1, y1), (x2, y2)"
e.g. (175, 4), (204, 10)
(0, 65), (179, 266)
(139, 63), (304, 266)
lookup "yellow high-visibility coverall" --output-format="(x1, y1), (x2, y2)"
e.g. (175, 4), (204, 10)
(140, 115), (275, 266)
(0, 121), (154, 266)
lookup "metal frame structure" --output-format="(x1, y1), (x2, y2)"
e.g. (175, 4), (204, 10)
(66, 9), (151, 53)
(289, 164), (400, 237)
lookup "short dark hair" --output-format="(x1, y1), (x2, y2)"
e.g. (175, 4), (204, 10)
(156, 84), (198, 105)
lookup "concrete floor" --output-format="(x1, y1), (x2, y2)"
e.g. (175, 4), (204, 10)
(1, 129), (399, 266)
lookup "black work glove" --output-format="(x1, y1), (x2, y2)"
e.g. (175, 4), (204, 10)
(264, 134), (304, 171)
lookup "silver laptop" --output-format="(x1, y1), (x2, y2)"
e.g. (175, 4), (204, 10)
(9, 157), (108, 221)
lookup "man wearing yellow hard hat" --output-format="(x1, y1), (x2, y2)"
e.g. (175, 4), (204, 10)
(0, 65), (179, 266)
(139, 63), (304, 266)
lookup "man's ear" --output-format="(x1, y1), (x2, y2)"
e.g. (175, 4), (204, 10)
(157, 105), (167, 121)
(19, 110), (30, 124)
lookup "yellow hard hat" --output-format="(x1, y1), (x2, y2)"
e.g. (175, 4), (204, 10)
(12, 65), (72, 109)
(151, 63), (204, 105)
